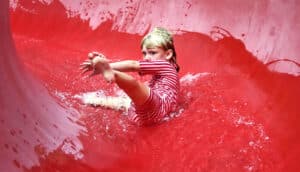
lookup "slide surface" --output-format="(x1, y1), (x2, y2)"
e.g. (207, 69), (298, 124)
(1, 0), (300, 171)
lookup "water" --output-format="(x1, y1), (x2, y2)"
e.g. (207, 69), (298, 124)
(3, 1), (300, 171)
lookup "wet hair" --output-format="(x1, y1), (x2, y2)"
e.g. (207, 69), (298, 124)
(141, 27), (180, 72)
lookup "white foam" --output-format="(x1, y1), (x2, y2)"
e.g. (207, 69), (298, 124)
(235, 116), (255, 126)
(75, 90), (105, 104)
(77, 90), (131, 111)
(9, 0), (19, 10)
(61, 138), (84, 160)
(180, 72), (211, 86)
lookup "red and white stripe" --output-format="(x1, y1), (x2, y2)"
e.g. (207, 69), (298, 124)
(132, 60), (179, 125)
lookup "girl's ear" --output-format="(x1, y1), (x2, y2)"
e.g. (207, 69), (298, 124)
(165, 49), (173, 60)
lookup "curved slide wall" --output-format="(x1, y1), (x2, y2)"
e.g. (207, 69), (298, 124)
(1, 0), (300, 171)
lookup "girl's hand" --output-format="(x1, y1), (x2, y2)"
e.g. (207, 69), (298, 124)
(80, 52), (108, 76)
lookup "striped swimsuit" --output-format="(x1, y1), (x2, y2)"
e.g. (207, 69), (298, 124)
(128, 60), (180, 125)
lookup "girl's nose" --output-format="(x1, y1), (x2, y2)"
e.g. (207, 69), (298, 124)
(144, 54), (151, 60)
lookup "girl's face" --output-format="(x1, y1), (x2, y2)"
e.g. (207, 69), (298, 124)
(141, 46), (171, 61)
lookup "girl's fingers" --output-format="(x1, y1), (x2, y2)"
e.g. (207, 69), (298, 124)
(80, 53), (108, 77)
(81, 67), (92, 74)
(80, 59), (93, 69)
(80, 61), (92, 67)
(79, 65), (89, 70)
(79, 60), (93, 72)
(79, 65), (89, 71)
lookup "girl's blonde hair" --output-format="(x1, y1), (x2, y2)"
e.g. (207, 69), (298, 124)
(141, 27), (180, 72)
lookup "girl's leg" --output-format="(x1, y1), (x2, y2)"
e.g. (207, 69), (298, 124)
(99, 59), (150, 106)
(112, 70), (150, 105)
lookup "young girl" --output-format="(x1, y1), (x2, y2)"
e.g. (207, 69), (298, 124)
(80, 27), (180, 125)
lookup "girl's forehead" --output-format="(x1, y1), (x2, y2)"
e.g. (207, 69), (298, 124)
(142, 46), (163, 51)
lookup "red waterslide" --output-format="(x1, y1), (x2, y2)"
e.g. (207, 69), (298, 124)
(1, 0), (300, 171)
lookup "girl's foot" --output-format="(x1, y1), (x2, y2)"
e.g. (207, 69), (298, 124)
(93, 56), (115, 82)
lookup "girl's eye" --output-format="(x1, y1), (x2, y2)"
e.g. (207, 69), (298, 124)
(149, 51), (156, 55)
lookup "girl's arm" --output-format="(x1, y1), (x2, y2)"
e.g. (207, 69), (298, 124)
(110, 60), (140, 72)
(81, 52), (140, 75)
